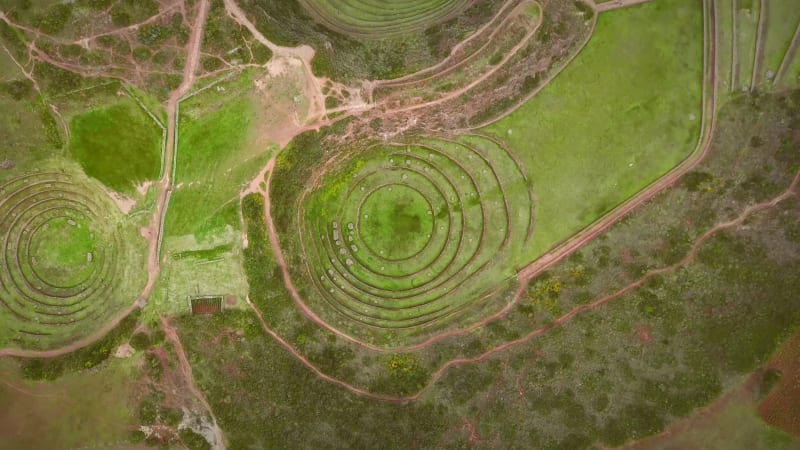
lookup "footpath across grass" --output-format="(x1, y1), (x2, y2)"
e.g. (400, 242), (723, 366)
(486, 0), (704, 259)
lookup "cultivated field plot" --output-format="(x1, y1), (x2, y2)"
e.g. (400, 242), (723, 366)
(298, 0), (470, 37)
(298, 135), (532, 334)
(486, 0), (704, 258)
(0, 164), (146, 350)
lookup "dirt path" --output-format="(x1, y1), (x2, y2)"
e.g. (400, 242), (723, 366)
(774, 16), (800, 85)
(161, 317), (226, 450)
(221, 0), (330, 122)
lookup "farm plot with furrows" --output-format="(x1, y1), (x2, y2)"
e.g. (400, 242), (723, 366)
(296, 135), (532, 340)
(299, 0), (471, 37)
(0, 168), (144, 349)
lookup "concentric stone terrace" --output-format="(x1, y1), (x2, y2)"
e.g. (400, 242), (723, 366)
(298, 0), (470, 37)
(299, 135), (534, 336)
(0, 171), (131, 347)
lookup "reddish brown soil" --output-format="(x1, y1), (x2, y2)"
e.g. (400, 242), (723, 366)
(759, 331), (800, 437)
(224, 295), (237, 306)
(635, 324), (653, 344)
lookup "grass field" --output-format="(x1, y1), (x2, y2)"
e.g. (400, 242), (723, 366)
(166, 74), (268, 240)
(485, 0), (704, 259)
(716, 0), (734, 94)
(0, 356), (140, 450)
(734, 0), (760, 90)
(758, 0), (800, 86)
(299, 0), (470, 37)
(29, 216), (97, 288)
(777, 29), (800, 88)
(69, 97), (162, 194)
(359, 185), (435, 260)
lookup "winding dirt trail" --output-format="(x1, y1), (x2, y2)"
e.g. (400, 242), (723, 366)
(162, 317), (226, 450)
(221, 0), (331, 123)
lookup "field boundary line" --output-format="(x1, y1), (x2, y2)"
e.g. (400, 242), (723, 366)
(774, 16), (800, 85)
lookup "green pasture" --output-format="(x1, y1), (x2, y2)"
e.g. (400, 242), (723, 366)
(68, 97), (161, 194)
(300, 0), (469, 37)
(717, 0), (734, 94)
(735, 0), (760, 90)
(776, 34), (800, 88)
(359, 185), (435, 260)
(486, 0), (704, 259)
(0, 357), (140, 450)
(759, 0), (800, 86)
(166, 73), (269, 240)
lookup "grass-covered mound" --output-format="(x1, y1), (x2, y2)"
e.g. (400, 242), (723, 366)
(69, 97), (162, 194)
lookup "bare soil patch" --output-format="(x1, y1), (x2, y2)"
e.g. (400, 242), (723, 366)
(759, 330), (800, 437)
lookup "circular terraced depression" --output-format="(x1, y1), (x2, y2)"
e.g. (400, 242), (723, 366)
(297, 135), (535, 338)
(0, 170), (136, 348)
(298, 0), (471, 37)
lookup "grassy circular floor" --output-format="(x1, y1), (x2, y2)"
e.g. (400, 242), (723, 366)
(359, 184), (435, 260)
(28, 216), (97, 288)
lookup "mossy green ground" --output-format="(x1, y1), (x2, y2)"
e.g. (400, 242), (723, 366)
(0, 356), (140, 450)
(758, 0), (800, 85)
(487, 0), (704, 258)
(735, 0), (760, 89)
(167, 72), (269, 240)
(293, 136), (531, 338)
(69, 96), (161, 194)
(29, 216), (96, 287)
(359, 185), (434, 260)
